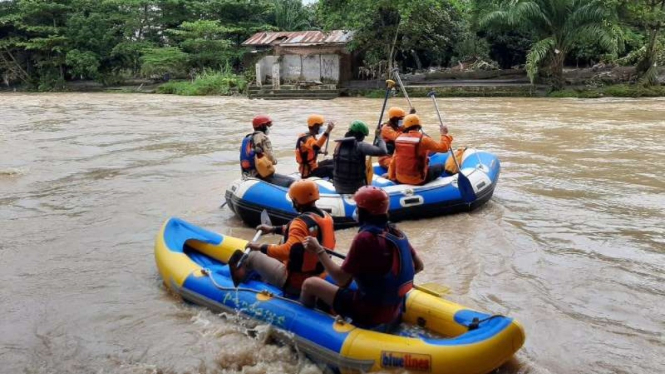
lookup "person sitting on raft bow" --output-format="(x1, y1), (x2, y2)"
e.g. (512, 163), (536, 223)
(332, 120), (387, 194)
(240, 115), (294, 187)
(299, 186), (424, 329)
(378, 106), (415, 169)
(388, 114), (452, 185)
(295, 114), (335, 179)
(228, 180), (336, 295)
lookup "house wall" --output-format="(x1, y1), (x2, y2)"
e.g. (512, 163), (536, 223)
(256, 53), (345, 84)
(257, 55), (279, 83)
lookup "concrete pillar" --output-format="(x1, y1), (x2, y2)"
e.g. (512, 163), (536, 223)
(255, 62), (262, 87)
(272, 63), (280, 90)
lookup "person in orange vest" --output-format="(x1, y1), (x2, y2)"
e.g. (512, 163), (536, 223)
(228, 180), (336, 295)
(295, 114), (335, 179)
(299, 186), (424, 329)
(388, 114), (452, 185)
(378, 107), (409, 169)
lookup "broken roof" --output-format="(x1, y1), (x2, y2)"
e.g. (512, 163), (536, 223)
(242, 30), (353, 47)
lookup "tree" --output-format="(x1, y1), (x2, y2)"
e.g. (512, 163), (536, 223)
(140, 47), (188, 77)
(270, 0), (312, 31)
(480, 0), (617, 89)
(316, 0), (466, 72)
(620, 0), (665, 84)
(168, 20), (234, 72)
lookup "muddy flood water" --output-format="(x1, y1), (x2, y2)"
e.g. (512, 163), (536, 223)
(1, 93), (663, 374)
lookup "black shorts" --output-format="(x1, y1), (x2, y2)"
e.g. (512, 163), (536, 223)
(332, 287), (356, 320)
(333, 288), (401, 329)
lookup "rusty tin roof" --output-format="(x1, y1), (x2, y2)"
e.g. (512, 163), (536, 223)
(242, 30), (353, 47)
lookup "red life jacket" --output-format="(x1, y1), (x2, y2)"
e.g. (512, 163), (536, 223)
(284, 210), (336, 292)
(394, 132), (427, 185)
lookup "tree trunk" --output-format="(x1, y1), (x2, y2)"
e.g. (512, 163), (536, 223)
(637, 25), (660, 75)
(551, 51), (565, 91)
(411, 50), (423, 71)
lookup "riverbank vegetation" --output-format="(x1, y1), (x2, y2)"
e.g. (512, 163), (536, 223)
(1, 0), (663, 95)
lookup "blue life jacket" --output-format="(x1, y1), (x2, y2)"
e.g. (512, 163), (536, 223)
(240, 132), (257, 174)
(354, 224), (415, 306)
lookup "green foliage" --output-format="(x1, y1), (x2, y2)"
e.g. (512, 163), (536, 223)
(168, 20), (234, 71)
(270, 0), (312, 31)
(1, 0), (662, 92)
(140, 47), (188, 77)
(480, 0), (618, 89)
(317, 0), (466, 69)
(66, 49), (100, 79)
(157, 69), (246, 95)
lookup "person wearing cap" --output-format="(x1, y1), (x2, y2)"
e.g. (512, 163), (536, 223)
(228, 180), (336, 295)
(388, 113), (453, 185)
(332, 120), (387, 194)
(299, 186), (424, 329)
(295, 114), (335, 179)
(378, 107), (410, 169)
(240, 115), (294, 187)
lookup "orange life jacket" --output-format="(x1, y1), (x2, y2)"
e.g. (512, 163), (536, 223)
(284, 211), (336, 292)
(295, 133), (318, 177)
(393, 132), (427, 185)
(444, 147), (467, 175)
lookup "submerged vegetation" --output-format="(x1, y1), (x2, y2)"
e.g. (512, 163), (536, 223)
(158, 69), (247, 96)
(0, 0), (663, 94)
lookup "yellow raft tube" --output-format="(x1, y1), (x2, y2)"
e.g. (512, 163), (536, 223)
(155, 217), (525, 373)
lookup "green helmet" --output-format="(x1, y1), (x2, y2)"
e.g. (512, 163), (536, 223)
(349, 120), (369, 136)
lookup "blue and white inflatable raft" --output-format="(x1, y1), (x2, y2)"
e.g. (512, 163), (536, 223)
(225, 148), (500, 229)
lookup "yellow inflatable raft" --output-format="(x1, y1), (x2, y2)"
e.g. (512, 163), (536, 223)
(155, 217), (526, 373)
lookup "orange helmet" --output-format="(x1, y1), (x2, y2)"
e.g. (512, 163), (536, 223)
(307, 114), (325, 128)
(252, 115), (272, 129)
(354, 186), (389, 215)
(288, 180), (320, 205)
(388, 107), (406, 120)
(403, 114), (421, 130)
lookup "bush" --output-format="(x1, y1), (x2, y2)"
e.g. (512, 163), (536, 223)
(157, 69), (246, 96)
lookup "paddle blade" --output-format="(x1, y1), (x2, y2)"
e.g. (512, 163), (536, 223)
(366, 157), (374, 185)
(260, 209), (272, 226)
(457, 172), (477, 203)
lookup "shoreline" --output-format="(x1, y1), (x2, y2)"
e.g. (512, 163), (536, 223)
(2, 81), (664, 99)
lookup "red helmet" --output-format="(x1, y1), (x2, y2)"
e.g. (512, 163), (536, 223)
(353, 186), (389, 215)
(252, 115), (272, 129)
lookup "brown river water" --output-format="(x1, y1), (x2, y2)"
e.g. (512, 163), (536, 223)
(1, 93), (663, 374)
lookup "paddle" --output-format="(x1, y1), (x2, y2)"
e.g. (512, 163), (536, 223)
(392, 68), (414, 112)
(237, 209), (272, 267)
(320, 247), (449, 298)
(427, 91), (477, 204)
(367, 79), (396, 184)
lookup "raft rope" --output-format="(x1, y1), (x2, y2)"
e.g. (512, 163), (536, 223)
(201, 268), (502, 334)
(467, 314), (504, 331)
(200, 268), (305, 306)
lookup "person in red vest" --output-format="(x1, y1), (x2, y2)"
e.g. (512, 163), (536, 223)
(228, 180), (336, 295)
(388, 114), (452, 185)
(299, 186), (424, 329)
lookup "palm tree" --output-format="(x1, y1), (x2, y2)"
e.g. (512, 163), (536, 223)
(272, 0), (311, 31)
(481, 0), (616, 90)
